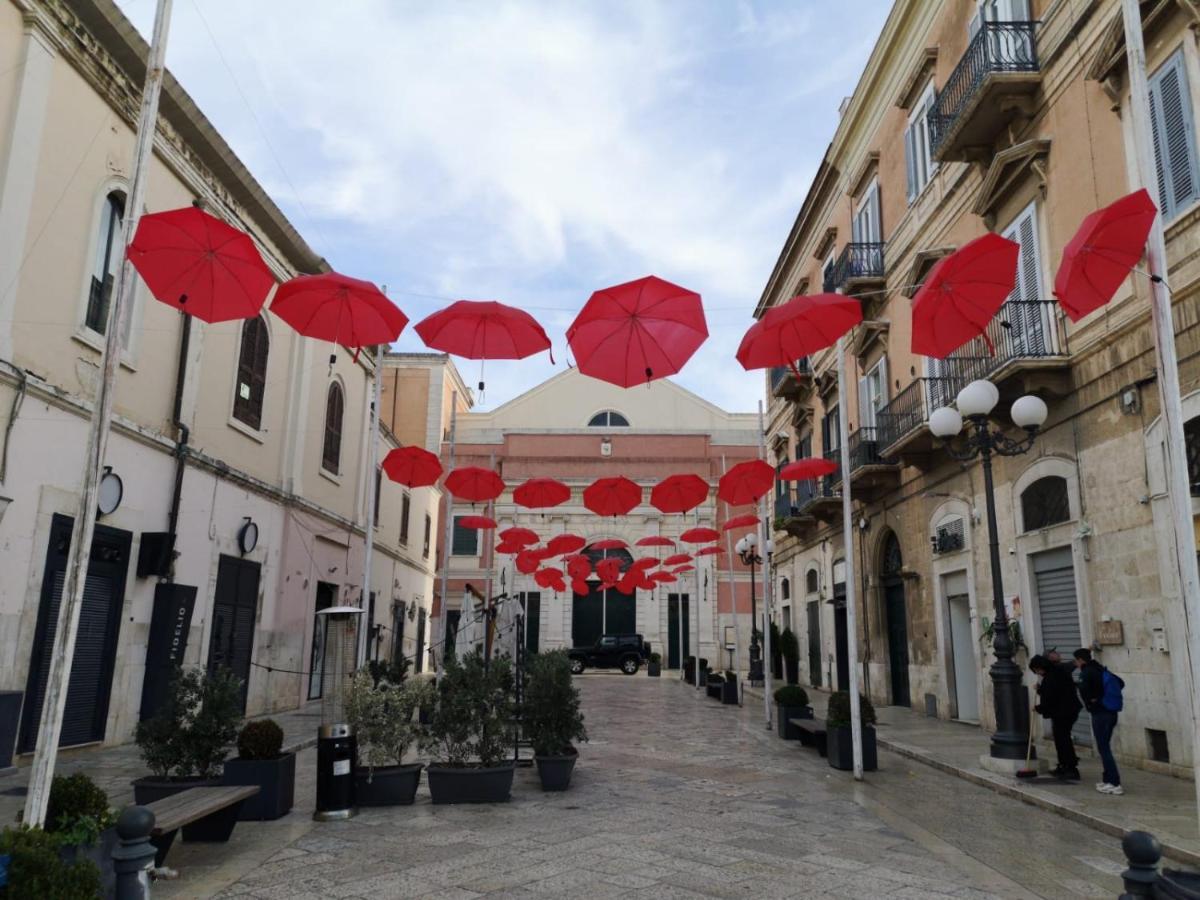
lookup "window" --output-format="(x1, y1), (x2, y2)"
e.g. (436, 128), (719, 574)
(1020, 476), (1071, 531)
(322, 383), (344, 474)
(805, 568), (819, 595)
(400, 493), (411, 545)
(821, 403), (840, 454)
(858, 358), (888, 431)
(1000, 201), (1051, 352)
(821, 248), (836, 293)
(853, 179), (881, 244)
(905, 82), (937, 202)
(232, 316), (269, 429)
(1185, 416), (1200, 495)
(422, 513), (432, 559)
(451, 515), (478, 556)
(781, 578), (791, 601)
(1149, 49), (1200, 221)
(85, 191), (129, 341)
(588, 410), (629, 427)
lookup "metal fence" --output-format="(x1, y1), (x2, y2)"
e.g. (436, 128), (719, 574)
(830, 242), (885, 291)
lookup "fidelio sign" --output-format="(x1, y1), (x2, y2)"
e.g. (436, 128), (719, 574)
(138, 583), (197, 721)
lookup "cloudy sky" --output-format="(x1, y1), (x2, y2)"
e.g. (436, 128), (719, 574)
(116, 0), (890, 413)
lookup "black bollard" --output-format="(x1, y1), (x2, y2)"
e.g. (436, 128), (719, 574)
(113, 805), (157, 900)
(1120, 831), (1162, 899)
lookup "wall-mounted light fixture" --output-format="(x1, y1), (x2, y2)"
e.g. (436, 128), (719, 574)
(238, 517), (259, 555)
(97, 466), (123, 517)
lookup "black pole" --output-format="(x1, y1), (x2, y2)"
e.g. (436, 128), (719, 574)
(747, 555), (763, 683)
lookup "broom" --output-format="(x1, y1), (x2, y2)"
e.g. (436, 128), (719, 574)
(1016, 699), (1038, 779)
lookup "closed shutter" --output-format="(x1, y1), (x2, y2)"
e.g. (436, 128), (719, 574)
(522, 592), (541, 653)
(1149, 51), (1200, 220)
(904, 125), (917, 201)
(1033, 547), (1090, 745)
(400, 494), (411, 545)
(415, 609), (427, 673)
(451, 516), (478, 556)
(233, 318), (268, 429)
(208, 556), (260, 712)
(1002, 203), (1046, 355)
(858, 376), (870, 431)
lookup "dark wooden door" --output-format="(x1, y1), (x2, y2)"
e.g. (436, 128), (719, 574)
(881, 533), (911, 707)
(572, 587), (603, 648)
(415, 609), (427, 673)
(667, 593), (690, 669)
(806, 600), (822, 687)
(308, 582), (336, 700)
(207, 556), (261, 712)
(521, 592), (541, 653)
(604, 587), (636, 635)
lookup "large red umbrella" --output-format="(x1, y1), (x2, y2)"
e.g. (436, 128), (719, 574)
(695, 546), (724, 557)
(591, 538), (628, 550)
(565, 555), (592, 581)
(650, 571), (677, 584)
(444, 467), (505, 503)
(680, 527), (720, 544)
(595, 557), (624, 587)
(663, 553), (693, 567)
(780, 457), (838, 481)
(583, 477), (642, 516)
(127, 206), (275, 322)
(636, 536), (675, 548)
(736, 293), (862, 372)
(499, 526), (539, 546)
(717, 459), (775, 506)
(381, 446), (443, 488)
(494, 542), (524, 555)
(513, 477), (571, 510)
(650, 474), (709, 515)
(535, 568), (564, 590)
(272, 271), (408, 353)
(1054, 188), (1157, 322)
(547, 534), (587, 556)
(911, 233), (1020, 358)
(516, 550), (541, 574)
(722, 513), (759, 532)
(632, 556), (660, 570)
(457, 515), (497, 530)
(567, 275), (708, 387)
(618, 569), (641, 594)
(673, 564), (695, 574)
(571, 578), (591, 596)
(415, 300), (552, 394)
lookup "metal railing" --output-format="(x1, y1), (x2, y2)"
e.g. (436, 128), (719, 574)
(769, 358), (811, 392)
(929, 21), (1039, 156)
(846, 426), (890, 473)
(774, 490), (796, 521)
(830, 242), (885, 291)
(876, 377), (961, 449)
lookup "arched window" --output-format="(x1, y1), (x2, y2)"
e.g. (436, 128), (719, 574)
(322, 383), (345, 473)
(85, 190), (127, 337)
(781, 577), (790, 601)
(232, 316), (269, 429)
(1186, 416), (1200, 495)
(805, 568), (819, 594)
(1020, 475), (1070, 531)
(587, 410), (629, 427)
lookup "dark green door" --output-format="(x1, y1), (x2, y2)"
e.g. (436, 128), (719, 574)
(806, 600), (822, 687)
(604, 587), (636, 635)
(521, 592), (541, 653)
(667, 593), (690, 669)
(208, 555), (261, 712)
(572, 587), (603, 648)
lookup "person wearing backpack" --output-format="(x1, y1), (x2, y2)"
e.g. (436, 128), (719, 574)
(1074, 648), (1125, 795)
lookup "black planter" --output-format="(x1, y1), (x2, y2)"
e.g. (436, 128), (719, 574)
(59, 826), (117, 898)
(355, 763), (422, 806)
(721, 681), (739, 705)
(705, 680), (722, 699)
(776, 704), (814, 740)
(132, 775), (221, 806)
(0, 692), (21, 774)
(427, 763), (515, 804)
(534, 749), (577, 791)
(223, 753), (296, 820)
(697, 665), (709, 687)
(784, 658), (799, 685)
(647, 661), (661, 677)
(827, 724), (877, 771)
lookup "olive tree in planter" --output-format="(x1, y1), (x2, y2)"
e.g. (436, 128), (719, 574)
(346, 669), (436, 806)
(774, 685), (812, 740)
(780, 628), (800, 685)
(523, 650), (588, 791)
(826, 690), (878, 771)
(422, 650), (516, 804)
(222, 719), (295, 820)
(646, 652), (662, 677)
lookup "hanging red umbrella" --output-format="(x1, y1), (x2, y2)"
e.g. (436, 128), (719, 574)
(534, 567), (564, 589)
(583, 477), (642, 517)
(457, 515), (497, 530)
(635, 535), (675, 548)
(695, 546), (724, 557)
(547, 534), (587, 556)
(717, 459), (775, 506)
(591, 538), (628, 550)
(672, 564), (695, 574)
(650, 571), (677, 584)
(736, 293), (862, 372)
(680, 527), (720, 544)
(565, 555), (592, 581)
(513, 477), (571, 510)
(529, 546), (556, 562)
(722, 513), (759, 532)
(495, 542), (524, 555)
(650, 474), (710, 515)
(780, 457), (839, 481)
(499, 526), (539, 546)
(663, 553), (693, 567)
(571, 578), (591, 596)
(415, 299), (551, 360)
(595, 557), (623, 584)
(444, 466), (505, 503)
(632, 556), (660, 570)
(567, 275), (708, 387)
(272, 271), (408, 353)
(126, 205), (276, 322)
(516, 550), (540, 574)
(911, 233), (1020, 358)
(381, 446), (443, 488)
(618, 569), (641, 594)
(1054, 188), (1157, 322)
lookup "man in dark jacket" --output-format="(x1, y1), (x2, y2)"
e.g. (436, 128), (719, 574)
(1075, 648), (1123, 795)
(1030, 654), (1082, 780)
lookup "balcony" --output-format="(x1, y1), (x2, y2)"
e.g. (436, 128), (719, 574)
(770, 358), (812, 400)
(839, 426), (899, 501)
(929, 21), (1041, 163)
(827, 242), (885, 296)
(774, 489), (815, 539)
(876, 377), (960, 467)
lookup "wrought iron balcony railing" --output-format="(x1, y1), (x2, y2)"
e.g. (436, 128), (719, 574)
(845, 426), (891, 473)
(769, 358), (811, 396)
(876, 377), (962, 450)
(829, 242), (885, 292)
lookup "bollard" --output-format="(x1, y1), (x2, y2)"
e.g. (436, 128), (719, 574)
(112, 805), (157, 900)
(1120, 831), (1162, 899)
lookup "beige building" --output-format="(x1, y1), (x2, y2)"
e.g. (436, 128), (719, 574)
(760, 0), (1200, 775)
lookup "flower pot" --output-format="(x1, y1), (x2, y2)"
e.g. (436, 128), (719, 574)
(534, 749), (577, 791)
(59, 826), (117, 898)
(827, 724), (877, 771)
(355, 763), (423, 806)
(0, 692), (21, 774)
(223, 752), (297, 820)
(721, 681), (739, 705)
(776, 704), (813, 740)
(647, 661), (661, 677)
(132, 775), (222, 806)
(426, 763), (515, 804)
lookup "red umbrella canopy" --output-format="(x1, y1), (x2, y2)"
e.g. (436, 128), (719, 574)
(680, 527), (720, 544)
(567, 275), (708, 388)
(547, 534), (587, 556)
(635, 535), (675, 548)
(618, 569), (641, 594)
(272, 271), (408, 349)
(695, 545), (724, 557)
(672, 564), (695, 574)
(632, 556), (660, 570)
(590, 538), (628, 550)
(1054, 188), (1157, 322)
(513, 477), (571, 510)
(415, 300), (551, 359)
(595, 557), (624, 584)
(583, 477), (642, 516)
(516, 550), (540, 574)
(529, 546), (556, 562)
(126, 206), (276, 323)
(571, 578), (591, 595)
(663, 553), (693, 567)
(565, 555), (593, 581)
(911, 233), (1020, 358)
(457, 515), (497, 530)
(650, 474), (710, 515)
(534, 567), (564, 589)
(717, 459), (775, 506)
(650, 571), (677, 584)
(381, 446), (443, 488)
(780, 457), (839, 481)
(636, 570), (658, 591)
(722, 513), (759, 532)
(444, 466), (505, 503)
(495, 542), (524, 555)
(736, 293), (863, 371)
(498, 526), (539, 546)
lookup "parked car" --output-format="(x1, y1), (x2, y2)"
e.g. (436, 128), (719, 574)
(569, 635), (648, 675)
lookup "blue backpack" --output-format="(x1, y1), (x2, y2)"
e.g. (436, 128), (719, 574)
(1101, 669), (1125, 712)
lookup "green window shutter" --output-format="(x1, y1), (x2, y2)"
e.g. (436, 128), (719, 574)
(451, 516), (478, 556)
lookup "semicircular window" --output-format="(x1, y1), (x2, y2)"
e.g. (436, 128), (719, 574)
(588, 410), (629, 427)
(1020, 476), (1070, 532)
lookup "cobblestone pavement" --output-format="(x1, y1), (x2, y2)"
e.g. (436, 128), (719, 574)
(154, 676), (1127, 899)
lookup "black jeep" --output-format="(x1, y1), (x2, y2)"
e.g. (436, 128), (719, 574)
(568, 634), (649, 675)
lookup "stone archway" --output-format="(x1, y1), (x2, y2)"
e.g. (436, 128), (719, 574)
(880, 530), (911, 708)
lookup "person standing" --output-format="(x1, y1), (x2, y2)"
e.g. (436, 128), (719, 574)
(1030, 654), (1082, 780)
(1074, 648), (1125, 795)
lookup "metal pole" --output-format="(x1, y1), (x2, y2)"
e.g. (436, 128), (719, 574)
(721, 456), (740, 680)
(694, 508), (702, 693)
(482, 451), (496, 660)
(836, 337), (864, 780)
(359, 344), (383, 667)
(1121, 0), (1200, 827)
(758, 401), (773, 727)
(435, 393), (458, 680)
(24, 0), (173, 828)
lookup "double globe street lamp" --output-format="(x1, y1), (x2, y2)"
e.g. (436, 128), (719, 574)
(735, 532), (774, 685)
(929, 379), (1048, 764)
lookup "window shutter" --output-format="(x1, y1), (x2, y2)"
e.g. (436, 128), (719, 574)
(904, 126), (916, 201)
(877, 355), (889, 409)
(1150, 52), (1200, 220)
(857, 377), (869, 431)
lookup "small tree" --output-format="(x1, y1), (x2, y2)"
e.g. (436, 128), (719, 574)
(779, 628), (800, 684)
(135, 667), (243, 779)
(237, 720), (284, 761)
(347, 668), (436, 777)
(422, 650), (514, 767)
(825, 691), (876, 729)
(523, 650), (587, 757)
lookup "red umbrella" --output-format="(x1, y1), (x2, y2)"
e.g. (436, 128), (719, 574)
(529, 546), (556, 562)
(722, 513), (759, 532)
(495, 542), (523, 555)
(695, 546), (724, 557)
(457, 515), (497, 530)
(499, 526), (539, 546)
(780, 457), (838, 481)
(717, 460), (775, 506)
(736, 293), (862, 372)
(513, 477), (571, 510)
(565, 555), (592, 581)
(635, 571), (657, 591)
(547, 534), (587, 556)
(381, 446), (443, 488)
(272, 271), (408, 352)
(126, 206), (275, 322)
(567, 275), (708, 387)
(416, 300), (552, 395)
(680, 527), (720, 544)
(650, 474), (709, 515)
(632, 556), (660, 570)
(583, 477), (642, 516)
(516, 550), (540, 574)
(636, 535), (675, 548)
(650, 571), (677, 584)
(663, 553), (693, 567)
(595, 558), (624, 584)
(534, 568), (564, 589)
(618, 569), (641, 594)
(911, 233), (1020, 358)
(591, 538), (628, 550)
(571, 578), (591, 596)
(1054, 188), (1157, 322)
(672, 564), (695, 574)
(444, 466), (505, 503)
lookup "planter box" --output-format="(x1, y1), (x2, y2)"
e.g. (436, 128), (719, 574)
(705, 680), (722, 699)
(535, 749), (577, 791)
(427, 763), (515, 804)
(721, 681), (739, 705)
(223, 753), (296, 820)
(0, 692), (21, 774)
(355, 763), (422, 806)
(59, 826), (117, 898)
(827, 724), (877, 772)
(776, 704), (813, 740)
(647, 661), (661, 677)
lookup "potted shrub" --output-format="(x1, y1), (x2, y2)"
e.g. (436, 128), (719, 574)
(422, 650), (516, 803)
(697, 657), (709, 687)
(222, 719), (295, 820)
(769, 622), (783, 681)
(780, 628), (800, 685)
(826, 690), (878, 771)
(705, 670), (724, 699)
(347, 669), (435, 806)
(367, 655), (410, 687)
(682, 655), (695, 684)
(721, 670), (738, 705)
(45, 773), (116, 898)
(774, 685), (812, 740)
(646, 652), (662, 677)
(0, 825), (100, 900)
(524, 650), (588, 791)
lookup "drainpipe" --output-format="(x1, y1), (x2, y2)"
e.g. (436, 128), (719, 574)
(166, 313), (192, 572)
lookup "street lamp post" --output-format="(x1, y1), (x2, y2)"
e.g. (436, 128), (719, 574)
(736, 533), (773, 686)
(930, 380), (1048, 763)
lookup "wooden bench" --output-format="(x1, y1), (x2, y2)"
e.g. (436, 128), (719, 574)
(790, 718), (827, 757)
(146, 785), (259, 865)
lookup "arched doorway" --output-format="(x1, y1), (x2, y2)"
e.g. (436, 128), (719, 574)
(571, 545), (636, 647)
(881, 532), (911, 707)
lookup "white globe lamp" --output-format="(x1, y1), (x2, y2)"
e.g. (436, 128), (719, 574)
(956, 380), (999, 417)
(735, 536), (749, 554)
(745, 532), (758, 548)
(929, 406), (964, 439)
(764, 538), (775, 554)
(1010, 395), (1048, 430)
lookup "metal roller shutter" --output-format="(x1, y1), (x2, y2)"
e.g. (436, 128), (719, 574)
(1033, 547), (1090, 745)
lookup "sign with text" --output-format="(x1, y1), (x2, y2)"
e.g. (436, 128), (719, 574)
(139, 582), (197, 721)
